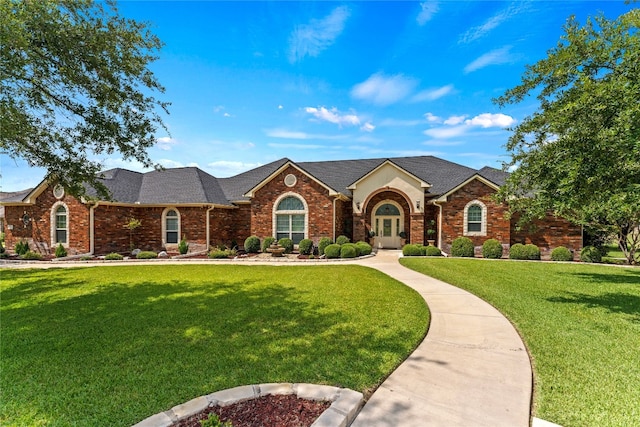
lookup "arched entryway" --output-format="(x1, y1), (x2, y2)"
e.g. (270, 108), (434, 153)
(372, 200), (404, 249)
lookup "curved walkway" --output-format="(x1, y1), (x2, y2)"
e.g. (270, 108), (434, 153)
(353, 250), (533, 427)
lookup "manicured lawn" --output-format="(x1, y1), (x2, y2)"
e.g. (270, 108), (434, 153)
(400, 257), (640, 427)
(0, 265), (428, 426)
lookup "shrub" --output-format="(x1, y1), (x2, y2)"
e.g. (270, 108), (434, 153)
(244, 236), (261, 253)
(425, 246), (442, 256)
(581, 246), (602, 263)
(200, 413), (233, 427)
(298, 238), (314, 255)
(262, 237), (276, 252)
(355, 241), (372, 256)
(55, 243), (67, 258)
(318, 237), (332, 255)
(482, 239), (503, 259)
(209, 248), (236, 259)
(0, 240), (5, 254)
(551, 246), (573, 262)
(15, 240), (29, 255)
(20, 251), (42, 260)
(509, 243), (528, 260)
(324, 244), (341, 259)
(451, 237), (474, 257)
(136, 251), (158, 259)
(0, 252), (10, 259)
(402, 244), (423, 256)
(278, 238), (293, 254)
(178, 237), (189, 255)
(525, 244), (541, 260)
(335, 235), (350, 245)
(340, 243), (358, 258)
(105, 252), (124, 260)
(79, 256), (93, 261)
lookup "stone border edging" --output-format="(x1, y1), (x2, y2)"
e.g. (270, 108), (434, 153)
(132, 383), (364, 427)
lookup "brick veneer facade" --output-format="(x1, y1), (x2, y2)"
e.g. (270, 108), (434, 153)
(2, 173), (582, 257)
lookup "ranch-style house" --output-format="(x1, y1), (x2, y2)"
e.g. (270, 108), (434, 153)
(0, 155), (582, 257)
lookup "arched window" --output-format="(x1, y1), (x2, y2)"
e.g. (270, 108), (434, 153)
(54, 205), (68, 244)
(164, 209), (180, 244)
(464, 200), (486, 236)
(274, 195), (306, 244)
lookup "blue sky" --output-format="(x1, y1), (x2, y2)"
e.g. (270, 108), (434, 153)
(1, 0), (634, 192)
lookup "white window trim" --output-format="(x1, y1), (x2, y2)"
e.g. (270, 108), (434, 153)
(463, 200), (487, 237)
(272, 192), (308, 241)
(51, 201), (69, 247)
(162, 207), (181, 245)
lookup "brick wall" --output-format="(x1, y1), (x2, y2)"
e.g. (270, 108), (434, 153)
(440, 179), (510, 254)
(251, 166), (336, 242)
(3, 186), (90, 255)
(365, 191), (414, 242)
(510, 213), (582, 257)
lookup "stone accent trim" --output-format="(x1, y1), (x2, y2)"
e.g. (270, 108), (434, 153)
(132, 383), (364, 427)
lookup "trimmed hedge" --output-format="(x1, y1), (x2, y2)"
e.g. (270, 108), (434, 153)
(278, 238), (294, 254)
(318, 237), (333, 255)
(324, 244), (341, 259)
(509, 243), (528, 260)
(340, 243), (358, 258)
(136, 251), (158, 259)
(244, 236), (261, 253)
(355, 241), (372, 256)
(580, 246), (602, 263)
(20, 251), (42, 260)
(262, 237), (276, 252)
(335, 235), (350, 245)
(482, 239), (503, 259)
(425, 246), (442, 256)
(105, 252), (124, 260)
(551, 246), (573, 262)
(209, 248), (236, 259)
(451, 237), (474, 257)
(525, 244), (541, 260)
(298, 239), (314, 255)
(402, 244), (423, 257)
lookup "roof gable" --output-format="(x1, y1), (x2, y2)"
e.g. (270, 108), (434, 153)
(347, 159), (431, 190)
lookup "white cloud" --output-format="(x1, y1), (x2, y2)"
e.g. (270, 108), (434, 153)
(444, 115), (467, 125)
(304, 106), (360, 127)
(268, 143), (325, 150)
(278, 105), (284, 110)
(422, 140), (464, 147)
(206, 161), (263, 177)
(465, 113), (515, 128)
(157, 159), (186, 169)
(417, 1), (439, 25)
(423, 125), (468, 139)
(360, 122), (375, 132)
(351, 73), (418, 106)
(156, 136), (176, 151)
(458, 3), (524, 44)
(424, 113), (441, 123)
(464, 46), (515, 73)
(412, 84), (454, 102)
(288, 6), (350, 63)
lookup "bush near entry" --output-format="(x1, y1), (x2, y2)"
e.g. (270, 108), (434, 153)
(482, 239), (503, 259)
(451, 237), (474, 257)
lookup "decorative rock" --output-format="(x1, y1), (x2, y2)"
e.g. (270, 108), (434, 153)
(157, 251), (169, 259)
(131, 249), (141, 256)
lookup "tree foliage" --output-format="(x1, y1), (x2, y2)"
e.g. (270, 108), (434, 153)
(1, 0), (168, 198)
(494, 9), (640, 264)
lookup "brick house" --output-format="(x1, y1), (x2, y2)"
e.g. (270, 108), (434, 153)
(0, 155), (582, 257)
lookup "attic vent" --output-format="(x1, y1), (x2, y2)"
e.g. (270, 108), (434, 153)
(284, 174), (297, 187)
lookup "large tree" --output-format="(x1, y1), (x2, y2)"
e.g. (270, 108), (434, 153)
(1, 0), (168, 198)
(494, 9), (639, 264)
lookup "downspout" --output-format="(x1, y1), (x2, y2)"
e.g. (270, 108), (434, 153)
(89, 202), (97, 255)
(205, 205), (215, 250)
(332, 198), (337, 241)
(433, 200), (444, 250)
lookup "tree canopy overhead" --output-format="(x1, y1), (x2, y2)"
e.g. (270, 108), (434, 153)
(494, 9), (639, 264)
(1, 0), (169, 198)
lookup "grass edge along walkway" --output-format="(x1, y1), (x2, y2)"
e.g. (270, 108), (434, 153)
(400, 257), (640, 427)
(0, 264), (428, 427)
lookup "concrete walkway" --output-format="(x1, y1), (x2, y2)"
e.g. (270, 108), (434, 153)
(352, 250), (533, 427)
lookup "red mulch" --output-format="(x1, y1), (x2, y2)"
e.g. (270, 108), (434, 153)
(173, 394), (331, 427)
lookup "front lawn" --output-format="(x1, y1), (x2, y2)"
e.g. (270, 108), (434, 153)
(0, 265), (428, 426)
(400, 258), (640, 427)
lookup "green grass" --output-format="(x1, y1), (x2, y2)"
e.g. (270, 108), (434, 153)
(400, 258), (640, 427)
(0, 265), (428, 426)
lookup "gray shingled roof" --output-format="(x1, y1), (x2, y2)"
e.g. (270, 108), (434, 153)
(4, 156), (508, 206)
(0, 188), (34, 203)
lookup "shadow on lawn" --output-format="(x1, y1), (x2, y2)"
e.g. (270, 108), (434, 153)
(1, 267), (422, 426)
(567, 269), (640, 286)
(547, 292), (640, 323)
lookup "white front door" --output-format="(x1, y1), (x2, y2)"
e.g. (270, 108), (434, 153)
(376, 216), (401, 248)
